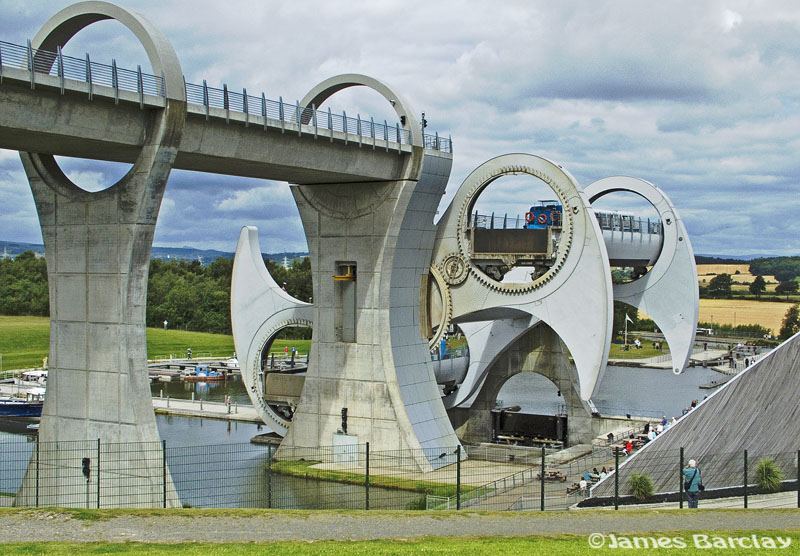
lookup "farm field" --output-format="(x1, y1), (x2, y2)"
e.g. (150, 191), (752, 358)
(698, 298), (791, 333)
(696, 263), (778, 285)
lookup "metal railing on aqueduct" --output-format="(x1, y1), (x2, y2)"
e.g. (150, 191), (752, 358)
(0, 39), (452, 154)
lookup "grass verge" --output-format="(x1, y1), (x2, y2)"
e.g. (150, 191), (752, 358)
(270, 460), (474, 497)
(608, 341), (669, 360)
(0, 531), (798, 555)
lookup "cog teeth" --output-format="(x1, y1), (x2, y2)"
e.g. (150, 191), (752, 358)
(453, 163), (575, 295)
(252, 318), (314, 428)
(428, 264), (454, 349)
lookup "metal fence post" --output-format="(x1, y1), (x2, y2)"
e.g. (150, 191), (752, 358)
(743, 449), (748, 508)
(267, 444), (272, 509)
(96, 438), (100, 509)
(162, 439), (167, 509)
(679, 447), (684, 509)
(27, 39), (34, 89)
(456, 445), (461, 510)
(365, 442), (370, 511)
(614, 447), (620, 510)
(797, 450), (799, 509)
(540, 446), (545, 511)
(35, 437), (39, 507)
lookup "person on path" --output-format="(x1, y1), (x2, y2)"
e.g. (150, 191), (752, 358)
(683, 459), (703, 508)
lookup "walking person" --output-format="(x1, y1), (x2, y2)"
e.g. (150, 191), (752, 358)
(683, 459), (704, 508)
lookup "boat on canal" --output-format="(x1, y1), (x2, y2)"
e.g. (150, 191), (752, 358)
(183, 365), (226, 382)
(0, 396), (44, 418)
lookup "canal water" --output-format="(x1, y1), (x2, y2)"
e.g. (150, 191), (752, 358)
(498, 364), (726, 420)
(1, 364), (724, 508)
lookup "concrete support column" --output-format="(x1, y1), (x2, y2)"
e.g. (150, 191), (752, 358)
(13, 1), (186, 508)
(14, 145), (180, 507)
(277, 153), (460, 471)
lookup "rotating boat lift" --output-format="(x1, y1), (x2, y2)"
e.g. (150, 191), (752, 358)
(231, 148), (698, 455)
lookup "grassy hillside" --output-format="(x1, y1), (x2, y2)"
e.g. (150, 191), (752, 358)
(0, 315), (50, 371)
(0, 316), (309, 371)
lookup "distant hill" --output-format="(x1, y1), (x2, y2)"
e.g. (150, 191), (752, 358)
(0, 240), (306, 265)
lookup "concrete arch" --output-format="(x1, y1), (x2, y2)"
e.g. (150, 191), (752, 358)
(300, 73), (422, 147)
(32, 1), (185, 101)
(450, 322), (589, 446)
(585, 177), (699, 374)
(24, 0), (186, 200)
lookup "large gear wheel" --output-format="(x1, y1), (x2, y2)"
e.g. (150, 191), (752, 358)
(454, 163), (575, 294)
(427, 264), (454, 349)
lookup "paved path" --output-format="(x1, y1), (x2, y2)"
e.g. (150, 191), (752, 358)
(151, 397), (261, 423)
(0, 508), (796, 543)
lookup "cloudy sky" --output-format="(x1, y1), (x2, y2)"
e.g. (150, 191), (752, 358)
(1, 0), (799, 256)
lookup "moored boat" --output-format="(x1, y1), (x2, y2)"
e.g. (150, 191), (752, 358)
(183, 365), (226, 382)
(0, 397), (44, 418)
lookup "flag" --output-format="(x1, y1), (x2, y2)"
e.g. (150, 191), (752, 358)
(625, 313), (634, 324)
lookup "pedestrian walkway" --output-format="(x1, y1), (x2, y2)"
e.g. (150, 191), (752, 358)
(583, 491), (798, 511)
(151, 397), (261, 423)
(0, 508), (796, 542)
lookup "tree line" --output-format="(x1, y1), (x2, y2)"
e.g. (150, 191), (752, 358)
(0, 251), (311, 336)
(702, 272), (798, 300)
(749, 256), (800, 282)
(4, 250), (798, 341)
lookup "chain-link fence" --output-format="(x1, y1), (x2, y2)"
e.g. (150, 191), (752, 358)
(1, 436), (797, 510)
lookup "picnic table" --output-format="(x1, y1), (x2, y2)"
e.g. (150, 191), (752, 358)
(496, 434), (526, 445)
(536, 470), (567, 482)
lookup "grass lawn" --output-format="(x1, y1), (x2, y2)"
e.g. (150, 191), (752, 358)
(0, 315), (50, 371)
(608, 341), (668, 360)
(0, 315), (310, 371)
(1, 531), (798, 555)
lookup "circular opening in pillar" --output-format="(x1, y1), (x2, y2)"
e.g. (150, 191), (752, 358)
(591, 191), (662, 283)
(257, 323), (312, 423)
(467, 174), (567, 285)
(315, 87), (403, 133)
(53, 156), (133, 192)
(43, 19), (156, 193)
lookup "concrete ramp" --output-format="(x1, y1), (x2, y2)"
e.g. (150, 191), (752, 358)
(591, 332), (800, 497)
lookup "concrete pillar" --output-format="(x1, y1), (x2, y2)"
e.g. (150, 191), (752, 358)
(450, 324), (593, 447)
(279, 162), (460, 470)
(13, 2), (185, 508)
(273, 75), (461, 472)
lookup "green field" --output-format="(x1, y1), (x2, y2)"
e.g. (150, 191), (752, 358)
(0, 315), (50, 371)
(0, 316), (310, 371)
(0, 531), (797, 555)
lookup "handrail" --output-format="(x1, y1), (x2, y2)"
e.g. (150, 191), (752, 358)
(469, 210), (662, 234)
(0, 39), (452, 153)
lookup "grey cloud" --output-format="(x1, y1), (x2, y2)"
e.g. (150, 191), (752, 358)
(3, 1), (800, 257)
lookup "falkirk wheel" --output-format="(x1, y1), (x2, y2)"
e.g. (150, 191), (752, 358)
(231, 154), (698, 463)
